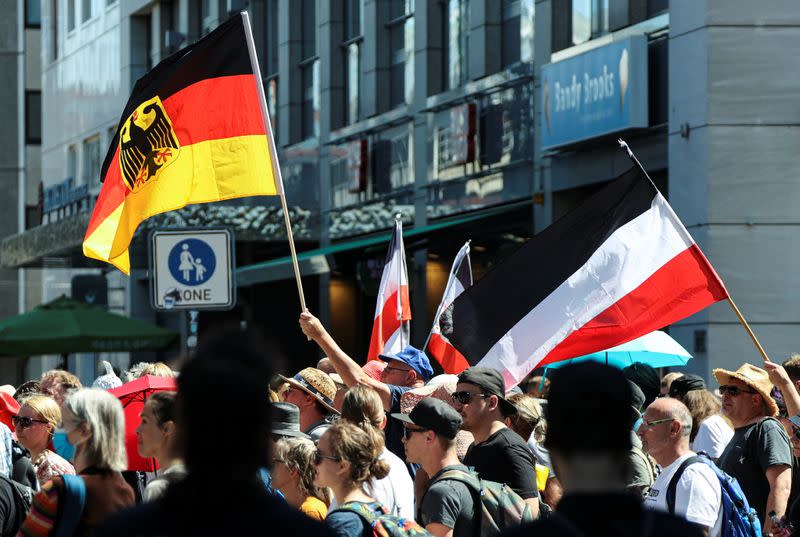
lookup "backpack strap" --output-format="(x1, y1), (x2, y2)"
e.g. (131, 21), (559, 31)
(665, 456), (705, 515)
(426, 469), (483, 537)
(54, 474), (86, 537)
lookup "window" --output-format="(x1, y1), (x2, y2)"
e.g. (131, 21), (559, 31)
(68, 0), (76, 31)
(386, 0), (414, 108)
(343, 0), (362, 125)
(502, 0), (521, 67)
(67, 145), (77, 180)
(82, 0), (92, 23)
(263, 0), (279, 77)
(444, 0), (468, 89)
(161, 0), (181, 57)
(520, 0), (535, 63)
(25, 91), (41, 145)
(300, 0), (319, 139)
(572, 0), (638, 45)
(82, 136), (102, 185)
(25, 0), (41, 27)
(48, 0), (58, 60)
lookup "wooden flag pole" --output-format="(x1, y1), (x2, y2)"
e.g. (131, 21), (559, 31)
(242, 11), (307, 312)
(618, 138), (771, 363)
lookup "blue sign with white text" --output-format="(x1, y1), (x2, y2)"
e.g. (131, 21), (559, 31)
(541, 36), (648, 150)
(168, 239), (216, 286)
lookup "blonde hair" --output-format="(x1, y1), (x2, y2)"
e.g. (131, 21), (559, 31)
(23, 395), (61, 431)
(63, 388), (127, 471)
(677, 389), (722, 443)
(274, 437), (331, 505)
(506, 393), (546, 443)
(40, 370), (82, 390)
(325, 421), (389, 485)
(341, 386), (384, 430)
(126, 362), (175, 382)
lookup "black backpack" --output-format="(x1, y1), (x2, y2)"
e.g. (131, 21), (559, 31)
(0, 472), (33, 537)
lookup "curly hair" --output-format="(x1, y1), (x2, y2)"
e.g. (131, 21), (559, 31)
(274, 437), (331, 505)
(325, 421), (389, 485)
(506, 393), (546, 443)
(676, 389), (722, 443)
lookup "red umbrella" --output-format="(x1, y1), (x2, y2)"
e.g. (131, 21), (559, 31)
(108, 375), (177, 472)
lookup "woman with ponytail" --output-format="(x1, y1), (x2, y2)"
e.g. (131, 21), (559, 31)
(339, 386), (415, 520)
(313, 421), (391, 537)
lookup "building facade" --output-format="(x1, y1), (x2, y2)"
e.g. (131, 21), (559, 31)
(1, 0), (797, 383)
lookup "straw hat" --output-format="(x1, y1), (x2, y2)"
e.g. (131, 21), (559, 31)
(713, 363), (779, 417)
(280, 368), (340, 415)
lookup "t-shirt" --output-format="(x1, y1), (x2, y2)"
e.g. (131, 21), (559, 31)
(643, 453), (722, 537)
(463, 428), (539, 500)
(691, 415), (734, 460)
(327, 501), (383, 537)
(306, 419), (333, 443)
(717, 417), (793, 523)
(501, 492), (705, 537)
(366, 447), (415, 520)
(300, 496), (328, 521)
(384, 385), (412, 471)
(419, 464), (475, 537)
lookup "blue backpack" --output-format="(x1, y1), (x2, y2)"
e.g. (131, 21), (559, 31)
(666, 453), (761, 537)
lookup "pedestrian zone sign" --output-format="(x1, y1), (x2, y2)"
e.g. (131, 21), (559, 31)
(150, 229), (235, 311)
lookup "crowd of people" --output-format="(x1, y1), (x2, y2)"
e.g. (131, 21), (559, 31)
(0, 312), (798, 536)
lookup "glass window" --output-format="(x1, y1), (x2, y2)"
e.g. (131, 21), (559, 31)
(67, 145), (77, 180)
(264, 0), (279, 77)
(26, 0), (41, 27)
(386, 0), (414, 109)
(520, 0), (535, 63)
(573, 0), (617, 45)
(25, 91), (41, 145)
(68, 0), (76, 31)
(82, 136), (102, 185)
(49, 0), (58, 60)
(446, 0), (469, 89)
(82, 0), (92, 22)
(502, 0), (521, 67)
(301, 61), (320, 139)
(343, 0), (362, 125)
(344, 0), (361, 41)
(302, 0), (316, 59)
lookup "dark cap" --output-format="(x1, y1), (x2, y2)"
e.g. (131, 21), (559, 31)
(271, 402), (311, 439)
(390, 397), (462, 439)
(379, 346), (434, 381)
(457, 367), (517, 416)
(668, 374), (705, 398)
(628, 380), (645, 422)
(623, 363), (660, 408)
(545, 362), (633, 455)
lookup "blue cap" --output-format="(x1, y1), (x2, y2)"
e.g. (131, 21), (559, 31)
(379, 346), (434, 381)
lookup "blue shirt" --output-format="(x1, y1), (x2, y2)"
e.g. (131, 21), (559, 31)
(385, 384), (419, 477)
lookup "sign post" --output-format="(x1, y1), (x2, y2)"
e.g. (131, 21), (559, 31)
(150, 229), (236, 311)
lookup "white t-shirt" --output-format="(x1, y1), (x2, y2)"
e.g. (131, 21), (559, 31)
(643, 452), (723, 537)
(692, 414), (734, 459)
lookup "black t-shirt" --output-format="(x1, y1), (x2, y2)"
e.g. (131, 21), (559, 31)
(463, 427), (539, 500)
(717, 418), (792, 523)
(502, 492), (705, 537)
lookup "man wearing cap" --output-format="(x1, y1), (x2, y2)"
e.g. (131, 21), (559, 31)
(715, 363), (793, 533)
(299, 312), (433, 469)
(639, 398), (722, 537)
(502, 362), (703, 537)
(281, 368), (340, 442)
(394, 398), (475, 537)
(453, 368), (540, 517)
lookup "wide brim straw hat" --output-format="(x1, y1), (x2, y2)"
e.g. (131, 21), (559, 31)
(280, 367), (340, 415)
(713, 363), (779, 417)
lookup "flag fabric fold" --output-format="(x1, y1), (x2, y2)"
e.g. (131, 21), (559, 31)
(428, 241), (472, 374)
(83, 14), (278, 273)
(441, 167), (729, 387)
(367, 219), (411, 361)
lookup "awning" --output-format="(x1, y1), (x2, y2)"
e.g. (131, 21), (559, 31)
(236, 199), (531, 286)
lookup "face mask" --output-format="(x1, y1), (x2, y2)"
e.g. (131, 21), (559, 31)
(52, 429), (76, 461)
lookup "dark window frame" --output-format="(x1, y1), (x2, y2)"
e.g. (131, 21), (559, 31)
(25, 90), (42, 145)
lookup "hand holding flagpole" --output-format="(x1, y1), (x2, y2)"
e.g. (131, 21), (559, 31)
(618, 138), (770, 363)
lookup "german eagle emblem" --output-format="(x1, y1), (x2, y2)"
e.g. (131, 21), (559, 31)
(118, 96), (180, 192)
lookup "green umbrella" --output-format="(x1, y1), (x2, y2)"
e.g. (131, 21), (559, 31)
(0, 295), (178, 356)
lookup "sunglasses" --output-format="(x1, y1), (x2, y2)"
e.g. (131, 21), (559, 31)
(638, 417), (674, 430)
(312, 450), (341, 466)
(718, 385), (758, 397)
(12, 416), (48, 429)
(402, 427), (430, 440)
(451, 391), (490, 405)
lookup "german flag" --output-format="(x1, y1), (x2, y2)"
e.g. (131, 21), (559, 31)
(83, 14), (278, 274)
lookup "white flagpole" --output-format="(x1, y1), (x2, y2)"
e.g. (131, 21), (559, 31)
(395, 214), (407, 348)
(242, 11), (307, 312)
(422, 240), (470, 352)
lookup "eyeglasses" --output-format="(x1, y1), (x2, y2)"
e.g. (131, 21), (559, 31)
(12, 416), (48, 429)
(638, 418), (674, 430)
(451, 391), (491, 405)
(719, 385), (758, 397)
(402, 427), (430, 440)
(312, 450), (341, 466)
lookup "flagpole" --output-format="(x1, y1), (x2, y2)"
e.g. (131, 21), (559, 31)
(422, 240), (470, 352)
(617, 138), (772, 363)
(241, 11), (307, 312)
(396, 214), (406, 349)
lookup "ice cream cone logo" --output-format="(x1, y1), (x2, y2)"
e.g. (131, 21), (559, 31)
(619, 48), (629, 110)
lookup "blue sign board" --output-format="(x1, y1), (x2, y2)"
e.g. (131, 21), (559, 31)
(541, 36), (648, 150)
(168, 239), (217, 286)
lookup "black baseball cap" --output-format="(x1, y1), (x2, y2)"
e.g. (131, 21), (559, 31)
(457, 367), (517, 416)
(668, 374), (706, 398)
(390, 397), (462, 439)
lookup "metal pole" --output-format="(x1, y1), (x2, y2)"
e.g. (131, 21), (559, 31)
(241, 11), (307, 312)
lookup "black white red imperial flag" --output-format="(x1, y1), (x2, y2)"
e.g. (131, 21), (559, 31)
(441, 167), (729, 387)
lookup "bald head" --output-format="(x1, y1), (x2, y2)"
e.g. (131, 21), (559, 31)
(648, 397), (692, 438)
